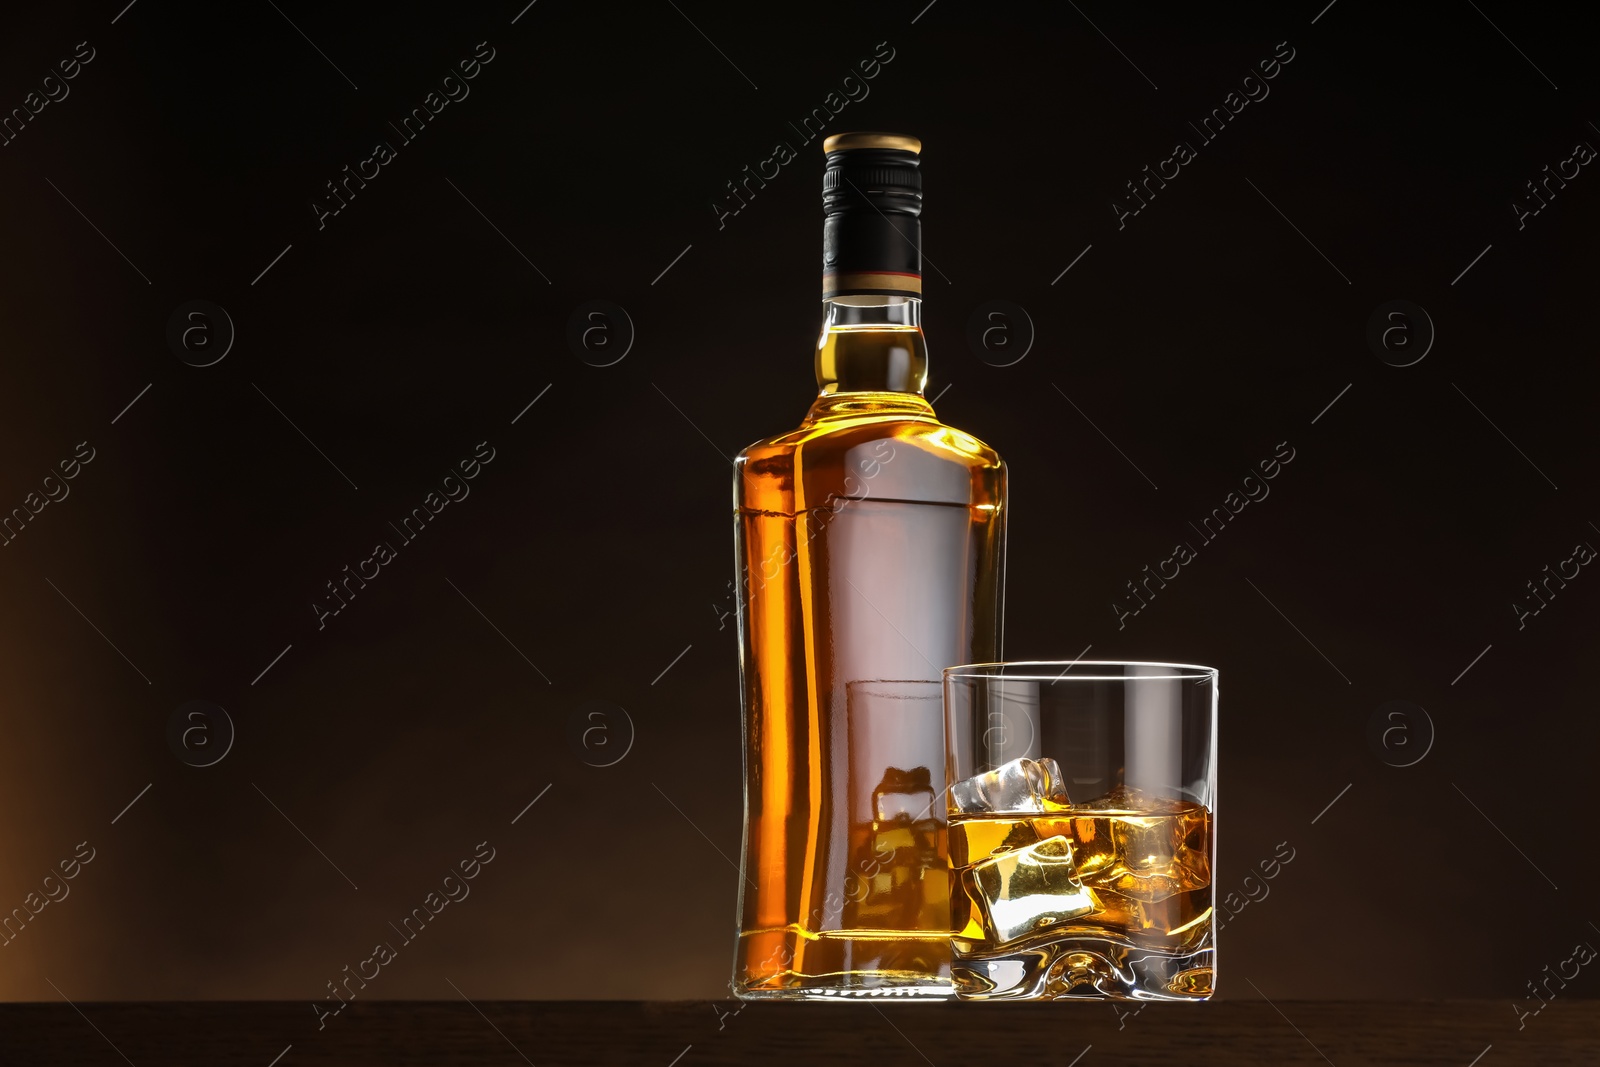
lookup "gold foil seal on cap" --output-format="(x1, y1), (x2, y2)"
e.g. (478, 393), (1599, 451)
(822, 132), (921, 154)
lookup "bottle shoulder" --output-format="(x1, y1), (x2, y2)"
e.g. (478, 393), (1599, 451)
(735, 394), (1005, 513)
(737, 416), (1003, 470)
(739, 391), (1003, 464)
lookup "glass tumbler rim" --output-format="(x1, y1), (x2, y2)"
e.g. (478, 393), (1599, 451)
(943, 659), (1218, 683)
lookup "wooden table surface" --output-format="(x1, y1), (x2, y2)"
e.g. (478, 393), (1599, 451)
(0, 1000), (1592, 1065)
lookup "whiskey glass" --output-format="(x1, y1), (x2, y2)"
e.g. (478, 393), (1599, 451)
(943, 661), (1217, 1001)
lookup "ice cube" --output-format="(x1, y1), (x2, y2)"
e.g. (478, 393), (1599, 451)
(967, 834), (1099, 946)
(950, 757), (1071, 813)
(1074, 789), (1212, 903)
(949, 815), (1044, 870)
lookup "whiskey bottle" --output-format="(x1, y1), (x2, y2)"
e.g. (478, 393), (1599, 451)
(732, 132), (1007, 1000)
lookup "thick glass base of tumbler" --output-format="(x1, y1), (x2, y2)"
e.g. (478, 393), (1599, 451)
(954, 937), (1214, 1001)
(734, 929), (955, 1002)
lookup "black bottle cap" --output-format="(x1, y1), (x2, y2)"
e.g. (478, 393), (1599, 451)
(821, 132), (922, 300)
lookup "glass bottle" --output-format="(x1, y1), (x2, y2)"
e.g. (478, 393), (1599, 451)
(731, 132), (1007, 999)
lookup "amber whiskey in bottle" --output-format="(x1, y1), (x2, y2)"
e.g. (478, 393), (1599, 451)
(732, 132), (1007, 1000)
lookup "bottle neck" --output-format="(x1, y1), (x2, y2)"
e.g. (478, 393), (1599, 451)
(814, 296), (929, 396)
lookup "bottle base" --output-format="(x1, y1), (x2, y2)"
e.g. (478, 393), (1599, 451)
(734, 977), (955, 1003)
(734, 928), (955, 1002)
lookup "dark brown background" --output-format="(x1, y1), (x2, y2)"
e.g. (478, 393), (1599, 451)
(0, 0), (1594, 1025)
